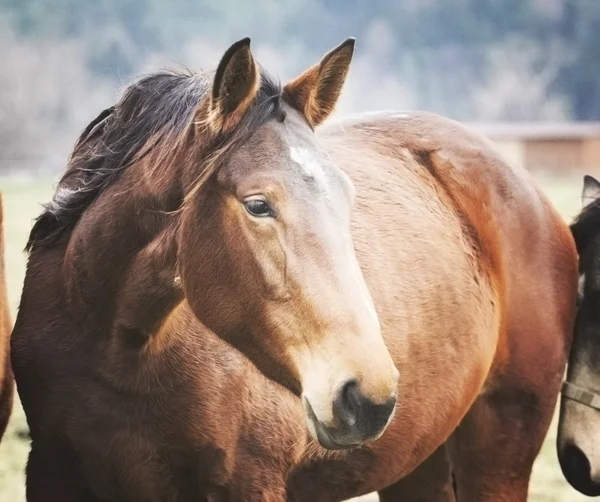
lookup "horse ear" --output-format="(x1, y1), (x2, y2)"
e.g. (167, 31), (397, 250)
(283, 38), (355, 128)
(202, 37), (260, 134)
(582, 175), (600, 205)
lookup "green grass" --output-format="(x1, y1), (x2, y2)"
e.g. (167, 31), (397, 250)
(0, 173), (591, 501)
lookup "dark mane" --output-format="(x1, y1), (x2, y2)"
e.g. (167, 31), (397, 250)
(571, 196), (600, 259)
(26, 67), (283, 253)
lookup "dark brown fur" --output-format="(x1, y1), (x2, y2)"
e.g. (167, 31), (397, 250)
(12, 40), (578, 502)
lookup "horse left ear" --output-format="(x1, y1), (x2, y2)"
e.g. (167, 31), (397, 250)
(582, 175), (600, 205)
(200, 37), (261, 134)
(283, 38), (355, 128)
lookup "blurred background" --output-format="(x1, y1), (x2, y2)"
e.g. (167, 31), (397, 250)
(0, 0), (598, 500)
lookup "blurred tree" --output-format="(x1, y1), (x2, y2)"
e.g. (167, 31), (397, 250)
(0, 0), (600, 174)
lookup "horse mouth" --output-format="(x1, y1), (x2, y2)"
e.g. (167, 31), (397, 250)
(302, 396), (362, 451)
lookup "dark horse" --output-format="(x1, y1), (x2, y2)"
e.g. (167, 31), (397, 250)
(558, 174), (600, 497)
(13, 38), (578, 501)
(0, 194), (13, 441)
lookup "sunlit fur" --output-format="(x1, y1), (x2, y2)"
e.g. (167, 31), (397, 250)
(0, 195), (13, 443)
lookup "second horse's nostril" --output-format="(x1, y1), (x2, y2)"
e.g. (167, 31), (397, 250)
(560, 443), (600, 497)
(564, 444), (589, 481)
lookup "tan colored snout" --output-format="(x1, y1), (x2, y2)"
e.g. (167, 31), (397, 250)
(295, 333), (399, 450)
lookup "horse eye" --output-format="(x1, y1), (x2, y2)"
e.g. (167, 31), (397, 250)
(244, 199), (272, 218)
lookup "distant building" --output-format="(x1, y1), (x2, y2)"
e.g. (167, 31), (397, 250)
(468, 122), (600, 173)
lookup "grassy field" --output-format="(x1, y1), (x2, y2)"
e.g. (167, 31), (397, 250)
(0, 173), (591, 501)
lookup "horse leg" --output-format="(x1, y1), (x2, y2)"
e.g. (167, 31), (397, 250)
(378, 443), (456, 502)
(25, 444), (95, 502)
(449, 386), (557, 502)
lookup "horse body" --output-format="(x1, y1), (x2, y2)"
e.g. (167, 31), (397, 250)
(0, 195), (13, 440)
(12, 39), (578, 502)
(286, 111), (579, 501)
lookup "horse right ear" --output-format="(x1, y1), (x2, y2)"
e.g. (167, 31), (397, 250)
(198, 38), (261, 135)
(582, 175), (600, 206)
(283, 38), (355, 128)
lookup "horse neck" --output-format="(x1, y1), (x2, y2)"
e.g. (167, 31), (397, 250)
(63, 168), (184, 348)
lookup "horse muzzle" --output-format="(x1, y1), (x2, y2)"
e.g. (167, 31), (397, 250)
(303, 379), (397, 450)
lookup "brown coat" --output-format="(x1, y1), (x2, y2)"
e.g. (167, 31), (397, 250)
(12, 39), (578, 502)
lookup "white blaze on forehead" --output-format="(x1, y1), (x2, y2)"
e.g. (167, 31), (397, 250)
(289, 146), (328, 187)
(289, 146), (378, 324)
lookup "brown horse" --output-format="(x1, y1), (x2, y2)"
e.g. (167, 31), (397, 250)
(0, 194), (14, 441)
(12, 37), (578, 502)
(558, 175), (600, 497)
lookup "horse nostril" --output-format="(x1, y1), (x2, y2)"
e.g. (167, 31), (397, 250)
(561, 444), (600, 497)
(334, 380), (361, 428)
(564, 444), (589, 479)
(332, 379), (396, 437)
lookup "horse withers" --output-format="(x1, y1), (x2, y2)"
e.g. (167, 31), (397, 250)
(558, 175), (600, 496)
